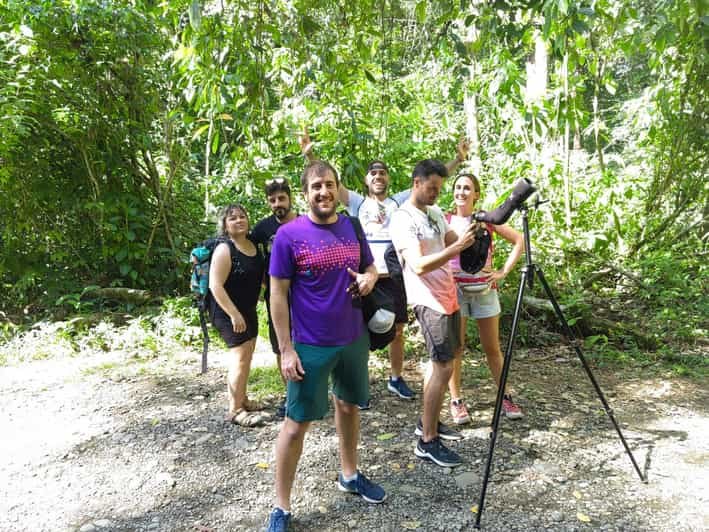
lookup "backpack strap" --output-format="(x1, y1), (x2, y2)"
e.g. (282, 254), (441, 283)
(348, 216), (367, 273)
(224, 238), (238, 265)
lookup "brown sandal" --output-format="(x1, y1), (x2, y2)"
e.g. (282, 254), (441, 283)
(227, 408), (269, 427)
(242, 397), (264, 411)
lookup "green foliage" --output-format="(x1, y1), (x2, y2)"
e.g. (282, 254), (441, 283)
(247, 366), (285, 399)
(0, 0), (705, 368)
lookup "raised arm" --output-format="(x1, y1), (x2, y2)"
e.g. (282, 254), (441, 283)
(445, 138), (470, 175)
(298, 126), (316, 163)
(299, 126), (350, 204)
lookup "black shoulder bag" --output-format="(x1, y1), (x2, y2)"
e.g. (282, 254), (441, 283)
(348, 216), (396, 351)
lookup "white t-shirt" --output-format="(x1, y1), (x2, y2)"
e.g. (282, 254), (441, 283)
(347, 189), (410, 274)
(389, 202), (459, 315)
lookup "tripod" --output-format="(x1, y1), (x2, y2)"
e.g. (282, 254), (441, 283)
(474, 204), (646, 529)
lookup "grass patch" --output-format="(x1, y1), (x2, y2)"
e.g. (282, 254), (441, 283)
(584, 344), (709, 380)
(248, 365), (284, 398)
(83, 360), (122, 375)
(464, 358), (492, 381)
(257, 300), (270, 342)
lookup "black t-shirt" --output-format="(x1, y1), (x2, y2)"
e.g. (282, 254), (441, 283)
(250, 214), (286, 299)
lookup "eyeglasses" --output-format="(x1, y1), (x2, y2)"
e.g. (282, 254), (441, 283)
(265, 177), (287, 186)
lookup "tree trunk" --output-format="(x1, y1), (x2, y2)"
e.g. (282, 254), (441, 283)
(562, 51), (572, 230)
(204, 116), (214, 221)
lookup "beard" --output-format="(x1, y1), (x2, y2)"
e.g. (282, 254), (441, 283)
(309, 195), (337, 222)
(273, 205), (290, 221)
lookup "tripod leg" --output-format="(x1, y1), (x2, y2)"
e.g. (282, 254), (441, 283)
(199, 310), (209, 374)
(475, 267), (529, 529)
(535, 269), (646, 482)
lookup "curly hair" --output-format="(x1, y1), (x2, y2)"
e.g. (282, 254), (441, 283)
(216, 204), (248, 237)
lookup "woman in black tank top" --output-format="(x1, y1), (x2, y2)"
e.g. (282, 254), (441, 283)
(209, 204), (268, 426)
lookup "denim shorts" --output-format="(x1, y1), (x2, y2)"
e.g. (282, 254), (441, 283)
(456, 286), (501, 319)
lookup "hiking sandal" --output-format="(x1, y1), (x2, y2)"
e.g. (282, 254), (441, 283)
(229, 408), (269, 427)
(242, 397), (264, 411)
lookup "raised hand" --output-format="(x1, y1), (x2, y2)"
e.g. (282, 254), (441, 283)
(456, 138), (471, 162)
(298, 126), (314, 158)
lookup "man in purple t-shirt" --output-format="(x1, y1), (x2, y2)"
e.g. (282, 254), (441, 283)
(265, 161), (386, 532)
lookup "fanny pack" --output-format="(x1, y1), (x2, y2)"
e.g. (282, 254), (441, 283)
(454, 273), (492, 295)
(459, 280), (491, 295)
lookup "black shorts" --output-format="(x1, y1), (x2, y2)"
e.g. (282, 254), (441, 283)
(413, 306), (461, 362)
(265, 297), (291, 355)
(267, 318), (279, 355)
(378, 276), (408, 324)
(211, 304), (258, 348)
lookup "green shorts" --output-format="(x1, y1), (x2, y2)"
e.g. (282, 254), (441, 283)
(286, 332), (370, 422)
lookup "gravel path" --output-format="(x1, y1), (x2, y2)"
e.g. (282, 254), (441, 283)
(1, 339), (707, 531)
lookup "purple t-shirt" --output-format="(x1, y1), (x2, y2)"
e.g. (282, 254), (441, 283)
(269, 214), (374, 346)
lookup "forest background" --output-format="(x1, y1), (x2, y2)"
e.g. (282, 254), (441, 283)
(0, 0), (706, 374)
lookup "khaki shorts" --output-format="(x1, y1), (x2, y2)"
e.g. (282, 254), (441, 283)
(413, 306), (461, 362)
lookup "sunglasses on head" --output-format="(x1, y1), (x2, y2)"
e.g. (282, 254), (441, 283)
(265, 177), (287, 186)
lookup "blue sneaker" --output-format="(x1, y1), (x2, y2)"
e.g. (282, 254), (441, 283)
(414, 418), (463, 441)
(337, 471), (387, 503)
(275, 399), (286, 419)
(266, 507), (291, 532)
(357, 399), (371, 411)
(415, 437), (462, 467)
(387, 376), (415, 399)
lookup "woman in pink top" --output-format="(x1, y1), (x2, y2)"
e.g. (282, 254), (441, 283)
(446, 174), (525, 425)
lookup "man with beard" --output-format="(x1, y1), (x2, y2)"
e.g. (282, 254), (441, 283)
(250, 178), (298, 417)
(266, 161), (385, 532)
(389, 159), (476, 468)
(299, 128), (470, 407)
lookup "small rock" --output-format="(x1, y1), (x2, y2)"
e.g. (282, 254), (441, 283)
(195, 433), (213, 445)
(232, 437), (250, 450)
(79, 524), (97, 532)
(551, 511), (564, 522)
(454, 471), (480, 488)
(93, 519), (113, 528)
(155, 472), (176, 488)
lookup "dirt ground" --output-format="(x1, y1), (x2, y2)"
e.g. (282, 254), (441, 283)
(1, 337), (708, 531)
